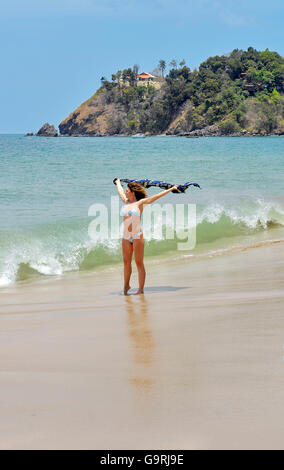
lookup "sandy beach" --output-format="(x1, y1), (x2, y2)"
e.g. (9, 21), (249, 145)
(0, 240), (284, 450)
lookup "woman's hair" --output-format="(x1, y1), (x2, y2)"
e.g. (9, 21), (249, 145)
(127, 182), (147, 200)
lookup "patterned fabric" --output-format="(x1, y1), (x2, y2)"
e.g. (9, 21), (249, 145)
(113, 178), (201, 193)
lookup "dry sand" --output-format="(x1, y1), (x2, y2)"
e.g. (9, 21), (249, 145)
(0, 241), (284, 449)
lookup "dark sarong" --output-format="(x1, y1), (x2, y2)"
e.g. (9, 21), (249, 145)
(113, 178), (201, 193)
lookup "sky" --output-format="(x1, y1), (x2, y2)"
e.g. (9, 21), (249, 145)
(0, 0), (283, 133)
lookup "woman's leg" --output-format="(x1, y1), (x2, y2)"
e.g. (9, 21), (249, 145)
(133, 237), (145, 294)
(122, 238), (133, 295)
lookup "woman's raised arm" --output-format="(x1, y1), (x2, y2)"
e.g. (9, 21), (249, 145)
(114, 178), (127, 203)
(137, 185), (178, 207)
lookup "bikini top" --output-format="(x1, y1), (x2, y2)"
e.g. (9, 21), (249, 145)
(120, 203), (140, 217)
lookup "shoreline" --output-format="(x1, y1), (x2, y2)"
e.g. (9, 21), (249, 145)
(2, 225), (284, 290)
(25, 133), (284, 138)
(1, 240), (284, 449)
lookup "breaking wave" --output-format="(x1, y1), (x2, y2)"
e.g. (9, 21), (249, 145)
(1, 198), (284, 286)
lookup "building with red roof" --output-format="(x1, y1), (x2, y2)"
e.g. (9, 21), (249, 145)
(137, 72), (156, 81)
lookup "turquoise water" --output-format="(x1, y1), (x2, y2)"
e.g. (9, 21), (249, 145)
(0, 134), (284, 285)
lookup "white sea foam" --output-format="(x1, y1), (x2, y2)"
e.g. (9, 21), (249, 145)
(0, 198), (283, 286)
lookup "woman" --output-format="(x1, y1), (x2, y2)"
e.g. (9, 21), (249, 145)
(114, 178), (177, 295)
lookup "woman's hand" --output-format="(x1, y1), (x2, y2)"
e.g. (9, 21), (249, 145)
(171, 185), (178, 191)
(113, 177), (120, 185)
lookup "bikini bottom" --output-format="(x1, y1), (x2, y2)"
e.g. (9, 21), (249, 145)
(124, 231), (143, 243)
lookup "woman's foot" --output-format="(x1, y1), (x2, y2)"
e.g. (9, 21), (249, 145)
(134, 289), (144, 295)
(124, 284), (131, 295)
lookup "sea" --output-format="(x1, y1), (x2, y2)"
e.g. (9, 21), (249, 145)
(0, 134), (283, 286)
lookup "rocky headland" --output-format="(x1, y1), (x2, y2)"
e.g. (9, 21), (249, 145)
(33, 48), (284, 138)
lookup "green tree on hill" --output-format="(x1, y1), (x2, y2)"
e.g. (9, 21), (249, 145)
(90, 48), (284, 136)
(133, 64), (140, 75)
(158, 60), (166, 77)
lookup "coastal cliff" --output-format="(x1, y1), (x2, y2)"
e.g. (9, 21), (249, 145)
(58, 48), (284, 137)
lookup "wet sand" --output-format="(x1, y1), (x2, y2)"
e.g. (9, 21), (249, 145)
(0, 241), (284, 449)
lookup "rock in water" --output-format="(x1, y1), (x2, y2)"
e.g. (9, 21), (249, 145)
(36, 123), (58, 137)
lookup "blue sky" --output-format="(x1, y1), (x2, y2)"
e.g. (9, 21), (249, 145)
(0, 0), (283, 133)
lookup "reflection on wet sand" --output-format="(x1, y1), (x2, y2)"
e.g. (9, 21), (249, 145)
(125, 295), (155, 394)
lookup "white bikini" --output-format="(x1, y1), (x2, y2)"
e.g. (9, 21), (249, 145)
(120, 203), (142, 243)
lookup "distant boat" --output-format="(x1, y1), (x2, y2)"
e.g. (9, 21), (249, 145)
(132, 133), (146, 138)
